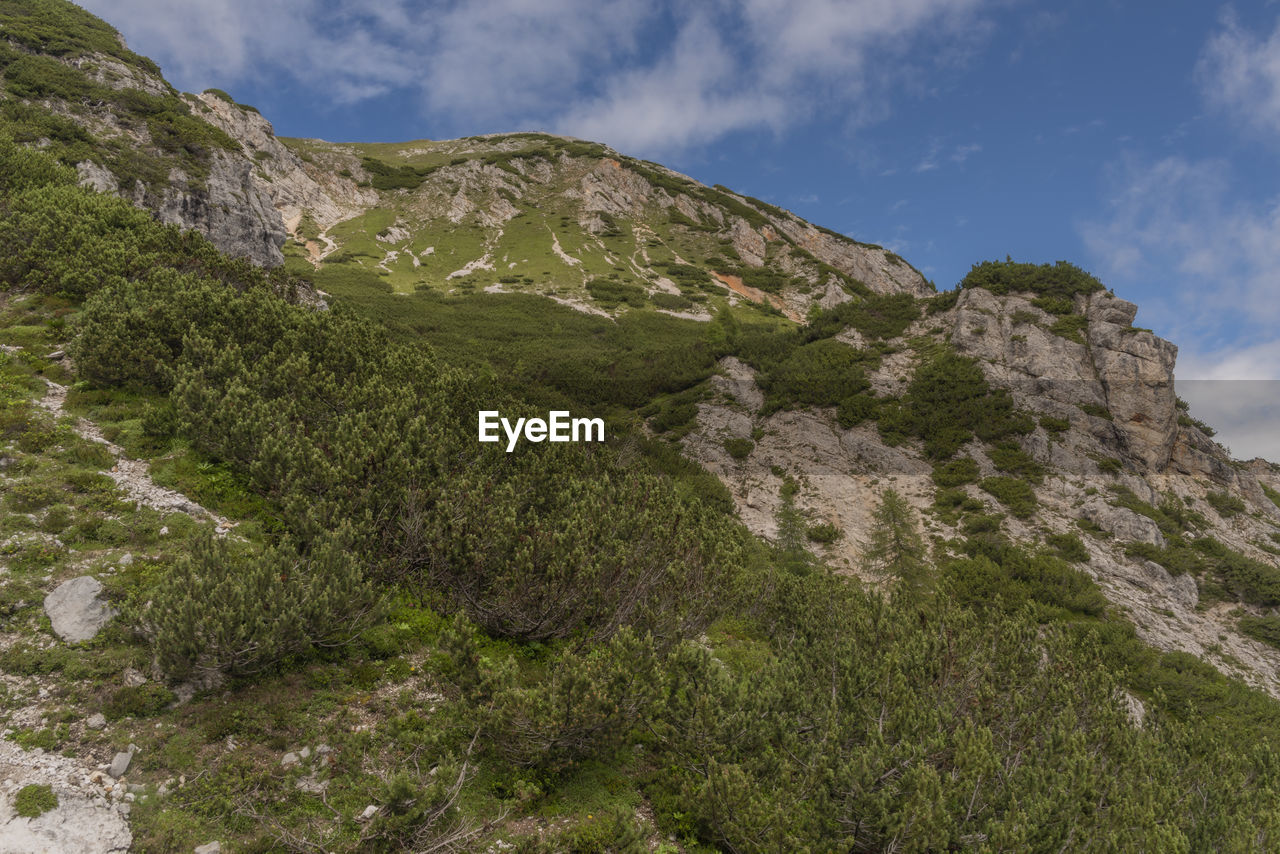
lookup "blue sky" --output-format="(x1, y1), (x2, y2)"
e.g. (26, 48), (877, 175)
(84, 0), (1280, 458)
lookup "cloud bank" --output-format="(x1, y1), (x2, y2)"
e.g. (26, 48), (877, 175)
(81, 0), (989, 153)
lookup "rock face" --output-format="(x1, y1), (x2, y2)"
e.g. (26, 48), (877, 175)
(43, 577), (115, 643)
(190, 93), (377, 235)
(1081, 498), (1164, 546)
(0, 741), (131, 854)
(48, 53), (289, 267)
(127, 151), (287, 267)
(679, 280), (1280, 696)
(951, 288), (1180, 473)
(1085, 295), (1179, 470)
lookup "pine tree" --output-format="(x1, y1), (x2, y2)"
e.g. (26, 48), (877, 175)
(862, 487), (928, 592)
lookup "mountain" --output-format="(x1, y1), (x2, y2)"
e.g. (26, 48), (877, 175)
(6, 2), (1280, 852)
(189, 85), (1280, 696)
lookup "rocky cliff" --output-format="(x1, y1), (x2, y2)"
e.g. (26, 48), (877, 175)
(681, 280), (1280, 696)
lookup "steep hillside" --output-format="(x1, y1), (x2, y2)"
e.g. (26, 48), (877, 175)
(0, 0), (285, 264)
(8, 2), (1280, 852)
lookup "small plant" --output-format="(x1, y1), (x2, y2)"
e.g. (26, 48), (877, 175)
(932, 456), (979, 488)
(1097, 457), (1122, 476)
(14, 783), (57, 818)
(980, 477), (1038, 518)
(723, 437), (754, 460)
(1239, 615), (1280, 651)
(989, 442), (1044, 483)
(1049, 314), (1089, 344)
(1039, 415), (1070, 434)
(1046, 532), (1089, 563)
(1078, 402), (1113, 421)
(806, 522), (842, 544)
(1261, 484), (1280, 510)
(104, 683), (176, 720)
(1206, 491), (1247, 518)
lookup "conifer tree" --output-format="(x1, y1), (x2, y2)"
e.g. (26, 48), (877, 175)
(862, 487), (928, 591)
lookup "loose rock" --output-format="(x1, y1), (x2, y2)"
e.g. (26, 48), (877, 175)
(43, 577), (116, 643)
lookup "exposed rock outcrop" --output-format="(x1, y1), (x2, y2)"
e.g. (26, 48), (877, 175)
(125, 151), (287, 267)
(0, 741), (131, 854)
(191, 93), (377, 234)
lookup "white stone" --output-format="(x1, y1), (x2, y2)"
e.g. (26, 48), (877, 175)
(43, 577), (116, 643)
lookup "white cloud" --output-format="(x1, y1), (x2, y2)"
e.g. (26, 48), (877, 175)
(80, 0), (992, 154)
(1175, 379), (1280, 461)
(1080, 155), (1280, 338)
(1080, 156), (1280, 461)
(1197, 10), (1280, 137)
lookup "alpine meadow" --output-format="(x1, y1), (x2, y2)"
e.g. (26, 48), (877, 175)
(6, 2), (1280, 852)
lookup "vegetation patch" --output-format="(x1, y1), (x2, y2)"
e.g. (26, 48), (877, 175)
(877, 349), (1033, 459)
(961, 258), (1105, 300)
(980, 476), (1038, 518)
(1239, 615), (1280, 651)
(932, 456), (979, 488)
(1206, 491), (1247, 518)
(14, 783), (57, 819)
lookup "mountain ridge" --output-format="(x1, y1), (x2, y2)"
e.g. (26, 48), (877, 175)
(8, 3), (1280, 850)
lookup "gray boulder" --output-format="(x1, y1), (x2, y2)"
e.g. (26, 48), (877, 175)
(107, 748), (134, 779)
(1081, 498), (1165, 547)
(43, 577), (116, 643)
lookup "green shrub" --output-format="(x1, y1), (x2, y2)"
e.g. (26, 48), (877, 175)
(808, 292), (920, 340)
(7, 480), (60, 511)
(1206, 491), (1247, 518)
(1263, 484), (1280, 510)
(926, 289), (959, 314)
(980, 477), (1038, 518)
(758, 339), (871, 412)
(878, 349), (1032, 459)
(1039, 415), (1070, 434)
(148, 532), (380, 678)
(1049, 314), (1089, 344)
(960, 259), (1105, 300)
(649, 401), (698, 434)
(585, 277), (645, 308)
(448, 623), (661, 772)
(723, 437), (754, 460)
(806, 522), (842, 544)
(836, 392), (879, 427)
(38, 503), (73, 534)
(104, 683), (176, 720)
(1239, 616), (1280, 651)
(932, 456), (979, 488)
(1031, 295), (1074, 315)
(988, 442), (1044, 483)
(1097, 457), (1122, 475)
(1046, 532), (1089, 563)
(650, 292), (693, 311)
(359, 156), (436, 190)
(1079, 402), (1113, 421)
(14, 784), (56, 819)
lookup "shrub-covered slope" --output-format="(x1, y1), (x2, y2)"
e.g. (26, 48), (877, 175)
(5, 2), (1280, 852)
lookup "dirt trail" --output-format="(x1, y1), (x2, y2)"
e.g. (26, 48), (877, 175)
(39, 381), (235, 533)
